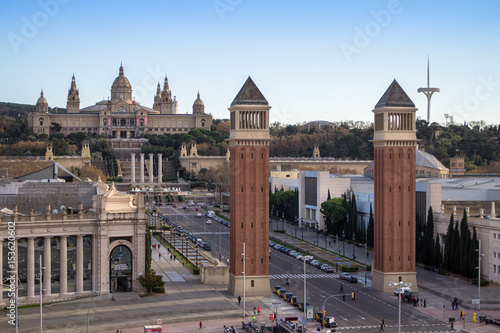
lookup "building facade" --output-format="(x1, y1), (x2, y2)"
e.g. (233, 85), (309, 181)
(371, 80), (418, 293)
(0, 181), (146, 306)
(228, 77), (271, 296)
(28, 65), (212, 138)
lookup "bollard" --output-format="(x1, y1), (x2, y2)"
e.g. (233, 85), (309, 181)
(473, 312), (476, 323)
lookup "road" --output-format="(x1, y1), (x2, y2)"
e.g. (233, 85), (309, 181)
(158, 206), (452, 332)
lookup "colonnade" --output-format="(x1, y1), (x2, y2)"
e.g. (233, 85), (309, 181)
(0, 234), (92, 302)
(130, 153), (163, 184)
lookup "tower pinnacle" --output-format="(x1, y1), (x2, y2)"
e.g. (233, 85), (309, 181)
(417, 57), (440, 123)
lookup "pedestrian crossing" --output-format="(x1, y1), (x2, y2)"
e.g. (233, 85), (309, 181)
(190, 231), (230, 235)
(270, 273), (339, 279)
(337, 324), (450, 332)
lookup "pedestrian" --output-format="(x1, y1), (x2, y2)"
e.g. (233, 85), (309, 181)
(451, 321), (454, 330)
(339, 283), (343, 292)
(252, 315), (256, 324)
(257, 306), (261, 315)
(159, 253), (161, 259)
(379, 318), (385, 331)
(170, 254), (173, 260)
(253, 307), (256, 316)
(238, 295), (241, 305)
(424, 299), (426, 308)
(343, 294), (345, 302)
(199, 321), (203, 329)
(351, 291), (355, 300)
(461, 309), (465, 320)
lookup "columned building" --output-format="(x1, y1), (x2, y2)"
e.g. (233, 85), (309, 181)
(228, 77), (271, 296)
(371, 80), (419, 293)
(28, 64), (212, 138)
(0, 181), (146, 306)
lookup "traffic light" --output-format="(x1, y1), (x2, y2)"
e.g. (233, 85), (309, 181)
(322, 309), (326, 318)
(270, 313), (275, 321)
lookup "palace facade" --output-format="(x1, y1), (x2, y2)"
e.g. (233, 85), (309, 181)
(28, 64), (212, 138)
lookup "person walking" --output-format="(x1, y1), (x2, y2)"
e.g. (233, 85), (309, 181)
(253, 307), (256, 316)
(461, 309), (466, 320)
(199, 321), (203, 329)
(238, 295), (241, 305)
(257, 306), (261, 315)
(339, 283), (343, 292)
(351, 291), (355, 300)
(424, 299), (426, 308)
(379, 318), (385, 331)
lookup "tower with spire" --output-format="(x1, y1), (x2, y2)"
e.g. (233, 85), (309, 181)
(67, 74), (80, 113)
(372, 79), (418, 293)
(153, 82), (162, 111)
(417, 57), (440, 123)
(159, 75), (178, 114)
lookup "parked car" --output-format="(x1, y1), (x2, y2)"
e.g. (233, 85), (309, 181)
(323, 316), (337, 328)
(321, 265), (334, 273)
(340, 272), (351, 280)
(290, 296), (298, 306)
(309, 259), (320, 267)
(296, 254), (304, 260)
(394, 287), (412, 296)
(273, 286), (282, 294)
(277, 289), (287, 298)
(284, 293), (294, 302)
(298, 302), (310, 311)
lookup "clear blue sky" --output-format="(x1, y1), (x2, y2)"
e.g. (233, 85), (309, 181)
(1, 0), (500, 125)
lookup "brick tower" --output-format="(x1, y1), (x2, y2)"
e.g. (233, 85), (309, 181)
(371, 80), (419, 293)
(228, 77), (271, 296)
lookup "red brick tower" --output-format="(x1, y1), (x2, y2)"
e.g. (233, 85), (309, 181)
(228, 77), (271, 296)
(372, 80), (419, 293)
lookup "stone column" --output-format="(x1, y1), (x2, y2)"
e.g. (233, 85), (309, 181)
(149, 153), (154, 183)
(131, 153), (136, 184)
(44, 236), (51, 296)
(140, 153), (145, 183)
(27, 237), (35, 298)
(158, 153), (163, 185)
(76, 235), (83, 294)
(60, 236), (67, 295)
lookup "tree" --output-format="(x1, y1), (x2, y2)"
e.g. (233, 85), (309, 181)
(367, 204), (374, 248)
(423, 207), (435, 266)
(80, 164), (105, 181)
(444, 213), (455, 271)
(451, 221), (460, 274)
(145, 227), (152, 274)
(138, 269), (165, 295)
(327, 189), (331, 200)
(459, 210), (471, 276)
(434, 235), (442, 268)
(320, 198), (347, 234)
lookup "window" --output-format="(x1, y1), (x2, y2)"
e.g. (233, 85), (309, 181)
(427, 172), (431, 177)
(433, 173), (438, 178)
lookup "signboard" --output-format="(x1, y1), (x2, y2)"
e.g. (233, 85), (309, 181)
(270, 313), (274, 321)
(306, 306), (314, 319)
(272, 302), (281, 310)
(472, 298), (480, 305)
(144, 325), (162, 333)
(157, 319), (162, 325)
(114, 264), (129, 270)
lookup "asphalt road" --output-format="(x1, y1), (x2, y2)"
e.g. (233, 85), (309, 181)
(158, 207), (452, 332)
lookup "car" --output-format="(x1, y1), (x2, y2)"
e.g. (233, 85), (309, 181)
(277, 289), (287, 298)
(340, 272), (351, 280)
(203, 243), (212, 251)
(315, 311), (324, 322)
(290, 296), (298, 306)
(273, 286), (282, 294)
(394, 287), (412, 296)
(322, 265), (334, 273)
(182, 206), (188, 209)
(296, 254), (304, 260)
(348, 276), (358, 283)
(205, 220), (212, 224)
(172, 204), (177, 208)
(196, 213), (202, 217)
(309, 259), (320, 267)
(284, 293), (294, 302)
(323, 316), (337, 328)
(298, 302), (310, 311)
(289, 251), (297, 257)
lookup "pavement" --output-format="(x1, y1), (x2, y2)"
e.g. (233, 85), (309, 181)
(9, 222), (500, 333)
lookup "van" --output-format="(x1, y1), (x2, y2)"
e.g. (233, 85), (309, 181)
(206, 211), (215, 218)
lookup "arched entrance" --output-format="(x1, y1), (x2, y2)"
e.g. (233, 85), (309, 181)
(109, 245), (132, 292)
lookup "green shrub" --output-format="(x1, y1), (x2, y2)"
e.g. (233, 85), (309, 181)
(423, 265), (432, 271)
(472, 278), (490, 286)
(366, 265), (371, 272)
(106, 176), (123, 182)
(342, 265), (359, 272)
(138, 269), (165, 295)
(438, 269), (447, 276)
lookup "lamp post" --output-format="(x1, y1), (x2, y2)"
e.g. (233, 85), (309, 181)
(475, 239), (484, 311)
(364, 242), (368, 285)
(303, 253), (307, 331)
(86, 291), (99, 333)
(389, 280), (411, 333)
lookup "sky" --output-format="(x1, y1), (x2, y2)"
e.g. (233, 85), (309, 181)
(1, 0), (500, 126)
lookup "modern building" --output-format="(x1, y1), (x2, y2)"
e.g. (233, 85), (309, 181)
(228, 77), (271, 296)
(28, 64), (212, 138)
(371, 80), (418, 293)
(0, 180), (147, 306)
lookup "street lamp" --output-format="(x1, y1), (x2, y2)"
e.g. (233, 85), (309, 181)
(241, 242), (249, 318)
(389, 280), (411, 333)
(475, 239), (484, 311)
(86, 291), (99, 333)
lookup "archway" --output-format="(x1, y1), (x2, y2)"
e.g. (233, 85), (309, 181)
(109, 245), (132, 292)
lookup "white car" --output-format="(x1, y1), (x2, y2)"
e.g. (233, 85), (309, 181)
(339, 272), (351, 280)
(296, 254), (304, 260)
(205, 220), (212, 224)
(196, 213), (202, 217)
